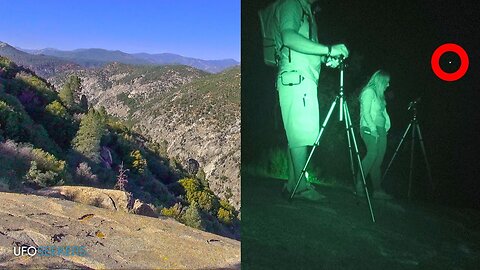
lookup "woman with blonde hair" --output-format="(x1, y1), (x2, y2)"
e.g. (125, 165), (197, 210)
(356, 70), (393, 199)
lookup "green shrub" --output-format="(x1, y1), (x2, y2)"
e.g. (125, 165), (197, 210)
(160, 202), (183, 220)
(197, 169), (209, 188)
(31, 148), (66, 174)
(145, 179), (172, 197)
(182, 202), (204, 230)
(0, 93), (60, 154)
(0, 140), (67, 189)
(107, 119), (130, 134)
(45, 101), (69, 119)
(15, 72), (56, 102)
(44, 101), (76, 148)
(0, 100), (24, 139)
(0, 57), (18, 78)
(25, 161), (61, 187)
(130, 150), (147, 175)
(217, 199), (236, 225)
(178, 178), (201, 197)
(217, 208), (234, 225)
(146, 140), (168, 158)
(146, 158), (171, 183)
(178, 177), (219, 214)
(191, 190), (219, 213)
(30, 124), (62, 156)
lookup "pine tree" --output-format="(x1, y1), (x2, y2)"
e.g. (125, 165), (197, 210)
(59, 75), (81, 109)
(72, 109), (106, 162)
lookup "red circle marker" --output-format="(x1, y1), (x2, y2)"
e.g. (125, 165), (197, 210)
(431, 43), (469, 81)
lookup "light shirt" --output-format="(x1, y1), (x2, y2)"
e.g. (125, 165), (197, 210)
(274, 0), (322, 83)
(360, 88), (391, 131)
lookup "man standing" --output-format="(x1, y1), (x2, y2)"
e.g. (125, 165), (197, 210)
(275, 0), (349, 200)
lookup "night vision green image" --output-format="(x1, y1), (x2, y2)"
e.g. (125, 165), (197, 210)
(242, 0), (480, 269)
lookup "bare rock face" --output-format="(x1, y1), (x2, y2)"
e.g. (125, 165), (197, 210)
(34, 186), (134, 212)
(0, 192), (240, 269)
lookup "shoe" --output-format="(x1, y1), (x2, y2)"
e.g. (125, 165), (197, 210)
(373, 190), (393, 200)
(281, 183), (325, 202)
(294, 187), (326, 201)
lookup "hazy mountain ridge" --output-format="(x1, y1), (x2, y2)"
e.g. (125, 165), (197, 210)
(0, 42), (81, 78)
(50, 64), (241, 209)
(22, 47), (151, 67)
(19, 45), (239, 73)
(133, 52), (239, 73)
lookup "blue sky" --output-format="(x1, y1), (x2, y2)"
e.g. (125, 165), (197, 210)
(0, 0), (240, 61)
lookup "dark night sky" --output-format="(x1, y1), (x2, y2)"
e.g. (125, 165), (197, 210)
(242, 0), (480, 208)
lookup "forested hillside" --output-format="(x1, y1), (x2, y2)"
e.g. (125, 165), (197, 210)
(50, 63), (241, 210)
(0, 56), (239, 239)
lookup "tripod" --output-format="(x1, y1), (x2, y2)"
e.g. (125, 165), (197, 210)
(382, 100), (434, 199)
(289, 58), (376, 223)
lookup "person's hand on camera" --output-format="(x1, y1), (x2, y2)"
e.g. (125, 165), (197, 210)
(326, 57), (340, 68)
(331, 44), (349, 59)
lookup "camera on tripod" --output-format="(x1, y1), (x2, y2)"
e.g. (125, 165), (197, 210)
(407, 97), (422, 111)
(325, 55), (347, 69)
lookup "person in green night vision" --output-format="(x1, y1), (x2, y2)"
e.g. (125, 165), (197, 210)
(275, 0), (349, 201)
(355, 70), (393, 200)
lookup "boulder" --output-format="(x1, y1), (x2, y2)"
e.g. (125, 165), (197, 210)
(129, 199), (158, 218)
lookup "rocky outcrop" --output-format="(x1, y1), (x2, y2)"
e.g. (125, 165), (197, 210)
(0, 191), (240, 269)
(34, 186), (134, 212)
(34, 186), (160, 219)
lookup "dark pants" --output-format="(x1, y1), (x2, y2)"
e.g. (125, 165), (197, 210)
(357, 126), (387, 191)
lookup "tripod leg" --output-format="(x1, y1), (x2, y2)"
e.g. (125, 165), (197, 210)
(408, 122), (417, 200)
(415, 124), (435, 192)
(342, 102), (356, 189)
(290, 96), (339, 199)
(344, 102), (375, 223)
(382, 122), (413, 181)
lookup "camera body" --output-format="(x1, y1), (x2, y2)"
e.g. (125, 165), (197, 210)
(325, 55), (346, 69)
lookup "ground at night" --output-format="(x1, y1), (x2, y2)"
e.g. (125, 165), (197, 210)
(242, 175), (480, 270)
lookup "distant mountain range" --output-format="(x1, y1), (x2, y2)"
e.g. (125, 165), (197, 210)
(0, 41), (239, 76)
(0, 42), (81, 78)
(16, 44), (239, 73)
